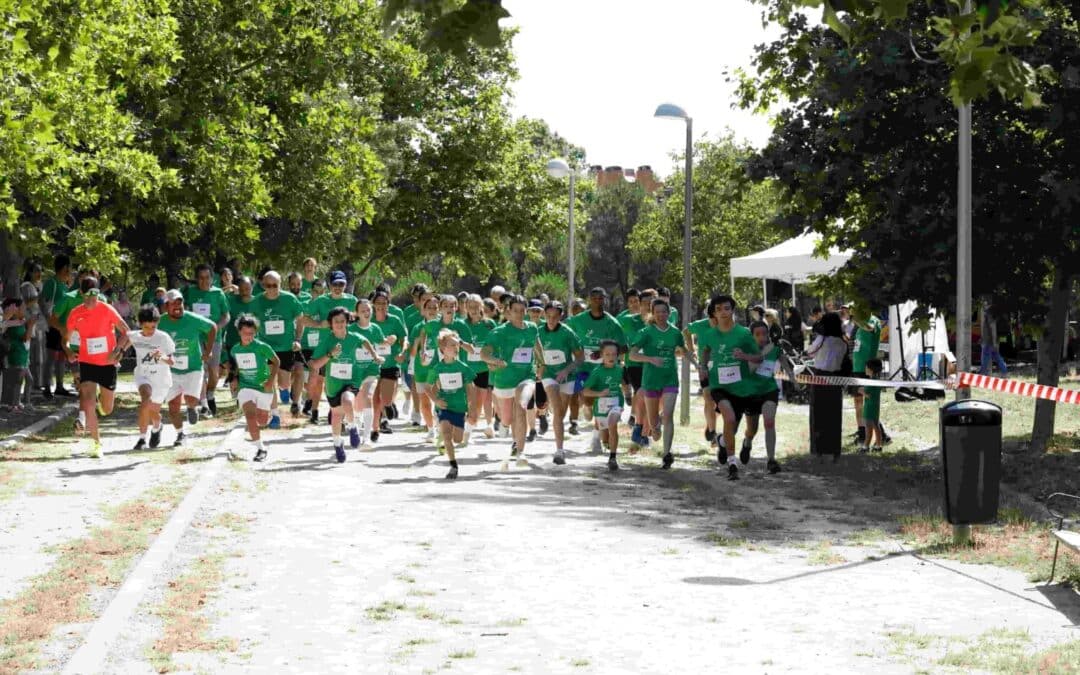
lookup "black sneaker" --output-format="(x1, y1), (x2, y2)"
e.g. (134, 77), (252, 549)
(739, 441), (752, 465)
(380, 419), (392, 434)
(767, 459), (782, 474)
(446, 465), (459, 480)
(608, 455), (619, 471)
(207, 399), (218, 416)
(858, 445), (869, 454)
(42, 388), (54, 400)
(662, 452), (674, 469)
(553, 451), (566, 465)
(384, 404), (395, 420)
(871, 445), (883, 453)
(717, 448), (725, 464)
(303, 399), (313, 415)
(310, 409), (319, 424)
(149, 429), (161, 449)
(727, 463), (739, 481)
(853, 427), (866, 444)
(568, 421), (579, 436)
(628, 415), (636, 427)
(253, 448), (268, 462)
(392, 403), (400, 419)
(334, 444), (346, 463)
(173, 431), (185, 448)
(705, 428), (716, 443)
(290, 402), (300, 416)
(186, 407), (198, 426)
(55, 386), (76, 397)
(370, 431), (380, 443)
(527, 429), (537, 443)
(882, 430), (893, 445)
(133, 438), (146, 451)
(538, 415), (548, 435)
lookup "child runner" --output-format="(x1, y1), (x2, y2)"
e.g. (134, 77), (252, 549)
(481, 295), (541, 471)
(371, 291), (407, 439)
(859, 358), (884, 453)
(128, 306), (176, 450)
(406, 292), (438, 431)
(228, 316), (280, 461)
(581, 340), (624, 471)
(427, 329), (476, 479)
(630, 298), (696, 469)
(347, 298), (388, 447)
(414, 295), (474, 447)
(464, 294), (497, 439)
(740, 320), (782, 474)
(538, 301), (584, 465)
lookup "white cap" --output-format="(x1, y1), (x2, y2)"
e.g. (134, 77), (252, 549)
(490, 285), (506, 296)
(165, 289), (184, 303)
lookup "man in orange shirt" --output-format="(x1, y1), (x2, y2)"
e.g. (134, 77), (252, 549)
(66, 278), (129, 457)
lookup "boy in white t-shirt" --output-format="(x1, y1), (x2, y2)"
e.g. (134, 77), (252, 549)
(128, 306), (176, 450)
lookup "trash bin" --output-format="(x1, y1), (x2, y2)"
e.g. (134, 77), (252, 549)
(809, 378), (842, 456)
(940, 400), (1002, 524)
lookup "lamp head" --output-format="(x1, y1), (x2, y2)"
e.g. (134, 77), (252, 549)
(546, 158), (571, 179)
(654, 103), (690, 121)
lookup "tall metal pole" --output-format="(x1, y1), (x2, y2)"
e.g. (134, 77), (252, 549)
(680, 118), (693, 426)
(568, 171), (576, 308)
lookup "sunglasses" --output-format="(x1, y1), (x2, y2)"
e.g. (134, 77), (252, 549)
(264, 284), (279, 289)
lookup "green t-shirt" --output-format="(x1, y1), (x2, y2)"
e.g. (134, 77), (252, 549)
(252, 292), (304, 352)
(138, 288), (156, 307)
(4, 325), (29, 368)
(566, 311), (626, 374)
(158, 311), (216, 374)
(229, 339), (277, 391)
(749, 342), (781, 395)
(347, 322), (386, 380)
(372, 313), (408, 365)
(583, 364), (625, 416)
(403, 304), (419, 329)
(312, 332), (367, 397)
(617, 311), (646, 367)
(852, 315), (882, 373)
(224, 295), (259, 348)
(538, 323), (581, 378)
(301, 278), (315, 293)
(306, 292), (357, 348)
(464, 317), (497, 373)
(669, 306), (681, 329)
(699, 323), (760, 397)
(485, 321), (539, 389)
(387, 304), (405, 322)
(413, 318), (472, 380)
(633, 323), (685, 391)
(687, 319), (714, 361)
(862, 385), (882, 422)
(183, 286), (229, 343)
(297, 292), (323, 352)
(53, 289), (82, 347)
(427, 358), (475, 413)
(42, 276), (71, 310)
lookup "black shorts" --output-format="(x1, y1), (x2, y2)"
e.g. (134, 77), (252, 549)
(749, 389), (780, 413)
(46, 327), (63, 351)
(380, 367), (400, 380)
(80, 362), (117, 391)
(532, 380), (548, 409)
(623, 365), (643, 393)
(301, 349), (315, 368)
(473, 371), (491, 390)
(710, 388), (753, 421)
(327, 385), (359, 408)
(275, 350), (297, 371)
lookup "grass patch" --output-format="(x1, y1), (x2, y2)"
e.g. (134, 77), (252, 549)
(0, 465), (26, 502)
(412, 605), (444, 621)
(210, 512), (250, 534)
(0, 475), (192, 672)
(847, 528), (889, 546)
(807, 542), (847, 566)
(395, 573), (416, 584)
(703, 532), (745, 548)
(661, 547), (679, 555)
(149, 554), (237, 672)
(408, 588), (437, 598)
(495, 617), (527, 627)
(448, 649), (476, 659)
(570, 657), (591, 667)
(731, 519), (751, 530)
(937, 628), (1031, 672)
(365, 601), (408, 622)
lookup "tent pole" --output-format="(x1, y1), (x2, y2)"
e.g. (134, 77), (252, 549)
(762, 279), (768, 307)
(730, 276), (735, 300)
(791, 281), (796, 305)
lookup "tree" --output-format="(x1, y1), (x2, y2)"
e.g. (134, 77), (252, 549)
(629, 136), (787, 309)
(581, 180), (653, 301)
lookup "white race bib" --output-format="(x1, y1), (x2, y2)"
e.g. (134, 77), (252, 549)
(355, 347), (373, 362)
(265, 320), (285, 335)
(306, 332), (320, 347)
(439, 372), (463, 390)
(468, 347), (483, 362)
(543, 349), (566, 365)
(173, 354), (189, 370)
(329, 362), (352, 379)
(756, 360), (778, 377)
(407, 359), (415, 375)
(511, 347), (533, 365)
(715, 365), (741, 385)
(597, 396), (619, 414)
(853, 338), (862, 352)
(585, 347), (603, 364)
(376, 343), (391, 357)
(69, 330), (80, 346)
(86, 336), (108, 355)
(235, 353), (257, 370)
(193, 302), (211, 317)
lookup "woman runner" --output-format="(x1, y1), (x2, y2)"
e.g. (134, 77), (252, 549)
(464, 294), (497, 439)
(347, 298), (388, 447)
(371, 291), (407, 440)
(407, 293), (441, 442)
(481, 295), (540, 471)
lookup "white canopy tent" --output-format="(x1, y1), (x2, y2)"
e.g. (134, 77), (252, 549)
(729, 233), (853, 305)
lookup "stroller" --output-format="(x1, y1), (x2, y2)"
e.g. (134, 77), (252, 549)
(778, 339), (811, 404)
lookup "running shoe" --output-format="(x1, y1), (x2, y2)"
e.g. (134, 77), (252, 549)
(705, 428), (716, 443)
(384, 404), (395, 420)
(279, 389), (290, 404)
(173, 432), (185, 447)
(90, 440), (103, 459)
(527, 429), (537, 443)
(853, 427), (866, 444)
(334, 443), (346, 463)
(290, 402), (300, 416)
(380, 419), (392, 434)
(767, 459), (782, 474)
(186, 407), (199, 426)
(553, 450), (566, 465)
(253, 448), (268, 462)
(391, 403), (400, 419)
(207, 399), (218, 416)
(881, 428), (893, 445)
(149, 429), (161, 449)
(75, 411), (85, 434)
(662, 452), (674, 469)
(607, 455), (619, 471)
(370, 430), (380, 444)
(133, 438), (146, 451)
(55, 386), (75, 397)
(739, 441), (752, 465)
(591, 435), (602, 454)
(197, 403), (210, 417)
(516, 452), (528, 468)
(268, 414), (281, 429)
(349, 425), (361, 449)
(303, 399), (313, 415)
(871, 445), (883, 453)
(858, 445), (870, 454)
(538, 415), (548, 435)
(310, 409), (319, 424)
(411, 411), (422, 426)
(446, 465), (459, 480)
(727, 463), (739, 481)
(499, 426), (510, 439)
(483, 425), (494, 439)
(568, 421), (579, 436)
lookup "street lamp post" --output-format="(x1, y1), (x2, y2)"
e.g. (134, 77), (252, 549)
(654, 103), (693, 426)
(546, 158), (575, 307)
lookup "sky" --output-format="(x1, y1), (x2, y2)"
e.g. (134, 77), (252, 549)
(504, 0), (782, 179)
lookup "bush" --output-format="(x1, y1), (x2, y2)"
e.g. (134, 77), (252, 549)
(525, 272), (569, 302)
(388, 270), (436, 305)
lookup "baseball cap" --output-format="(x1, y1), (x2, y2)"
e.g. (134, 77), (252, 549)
(329, 271), (347, 285)
(165, 289), (184, 303)
(589, 286), (607, 297)
(527, 299), (544, 309)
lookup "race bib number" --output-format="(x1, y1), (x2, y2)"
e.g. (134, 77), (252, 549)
(355, 348), (373, 362)
(511, 347), (533, 365)
(376, 343), (391, 357)
(193, 302), (211, 317)
(585, 347), (603, 364)
(265, 320), (285, 335)
(597, 396), (619, 414)
(715, 365), (742, 385)
(756, 360), (778, 377)
(543, 349), (566, 366)
(86, 336), (108, 355)
(69, 330), (80, 346)
(468, 347), (483, 362)
(173, 354), (189, 370)
(235, 353), (257, 370)
(438, 372), (463, 390)
(306, 332), (320, 347)
(329, 362), (352, 379)
(854, 338), (862, 352)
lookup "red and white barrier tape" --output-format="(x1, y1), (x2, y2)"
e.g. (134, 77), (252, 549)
(956, 372), (1080, 405)
(774, 370), (947, 390)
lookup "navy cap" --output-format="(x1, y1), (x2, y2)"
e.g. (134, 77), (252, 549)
(527, 299), (544, 309)
(329, 271), (347, 285)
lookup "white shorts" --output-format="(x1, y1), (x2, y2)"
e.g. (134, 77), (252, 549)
(134, 368), (172, 405)
(237, 388), (273, 411)
(416, 382), (431, 394)
(541, 378), (576, 396)
(596, 407), (623, 429)
(167, 370), (205, 402)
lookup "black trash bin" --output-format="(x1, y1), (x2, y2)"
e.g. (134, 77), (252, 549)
(940, 400), (1002, 524)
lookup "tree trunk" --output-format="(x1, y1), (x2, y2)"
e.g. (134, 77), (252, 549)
(1030, 265), (1074, 453)
(0, 229), (24, 297)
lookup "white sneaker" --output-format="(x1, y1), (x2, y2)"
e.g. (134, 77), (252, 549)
(427, 428), (436, 441)
(499, 426), (510, 439)
(516, 454), (528, 468)
(411, 411), (422, 426)
(483, 426), (494, 439)
(591, 435), (603, 454)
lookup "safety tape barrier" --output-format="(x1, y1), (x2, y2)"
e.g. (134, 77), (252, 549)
(956, 372), (1080, 405)
(775, 369), (947, 390)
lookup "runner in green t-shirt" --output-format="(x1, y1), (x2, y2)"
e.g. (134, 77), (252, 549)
(740, 321), (782, 475)
(413, 295), (475, 448)
(581, 340), (625, 472)
(629, 299), (695, 468)
(427, 330), (476, 479)
(463, 294), (497, 440)
(184, 264), (231, 416)
(619, 288), (655, 449)
(253, 271), (307, 427)
(405, 292), (438, 435)
(41, 256), (76, 397)
(538, 302), (584, 464)
(371, 290), (408, 438)
(684, 315), (718, 445)
(698, 295), (762, 481)
(303, 271), (357, 424)
(158, 291), (217, 447)
(565, 288), (627, 438)
(348, 298), (389, 446)
(480, 295), (541, 470)
(228, 316), (279, 462)
(849, 305), (883, 444)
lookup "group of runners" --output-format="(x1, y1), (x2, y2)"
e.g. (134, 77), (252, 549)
(28, 256), (808, 481)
